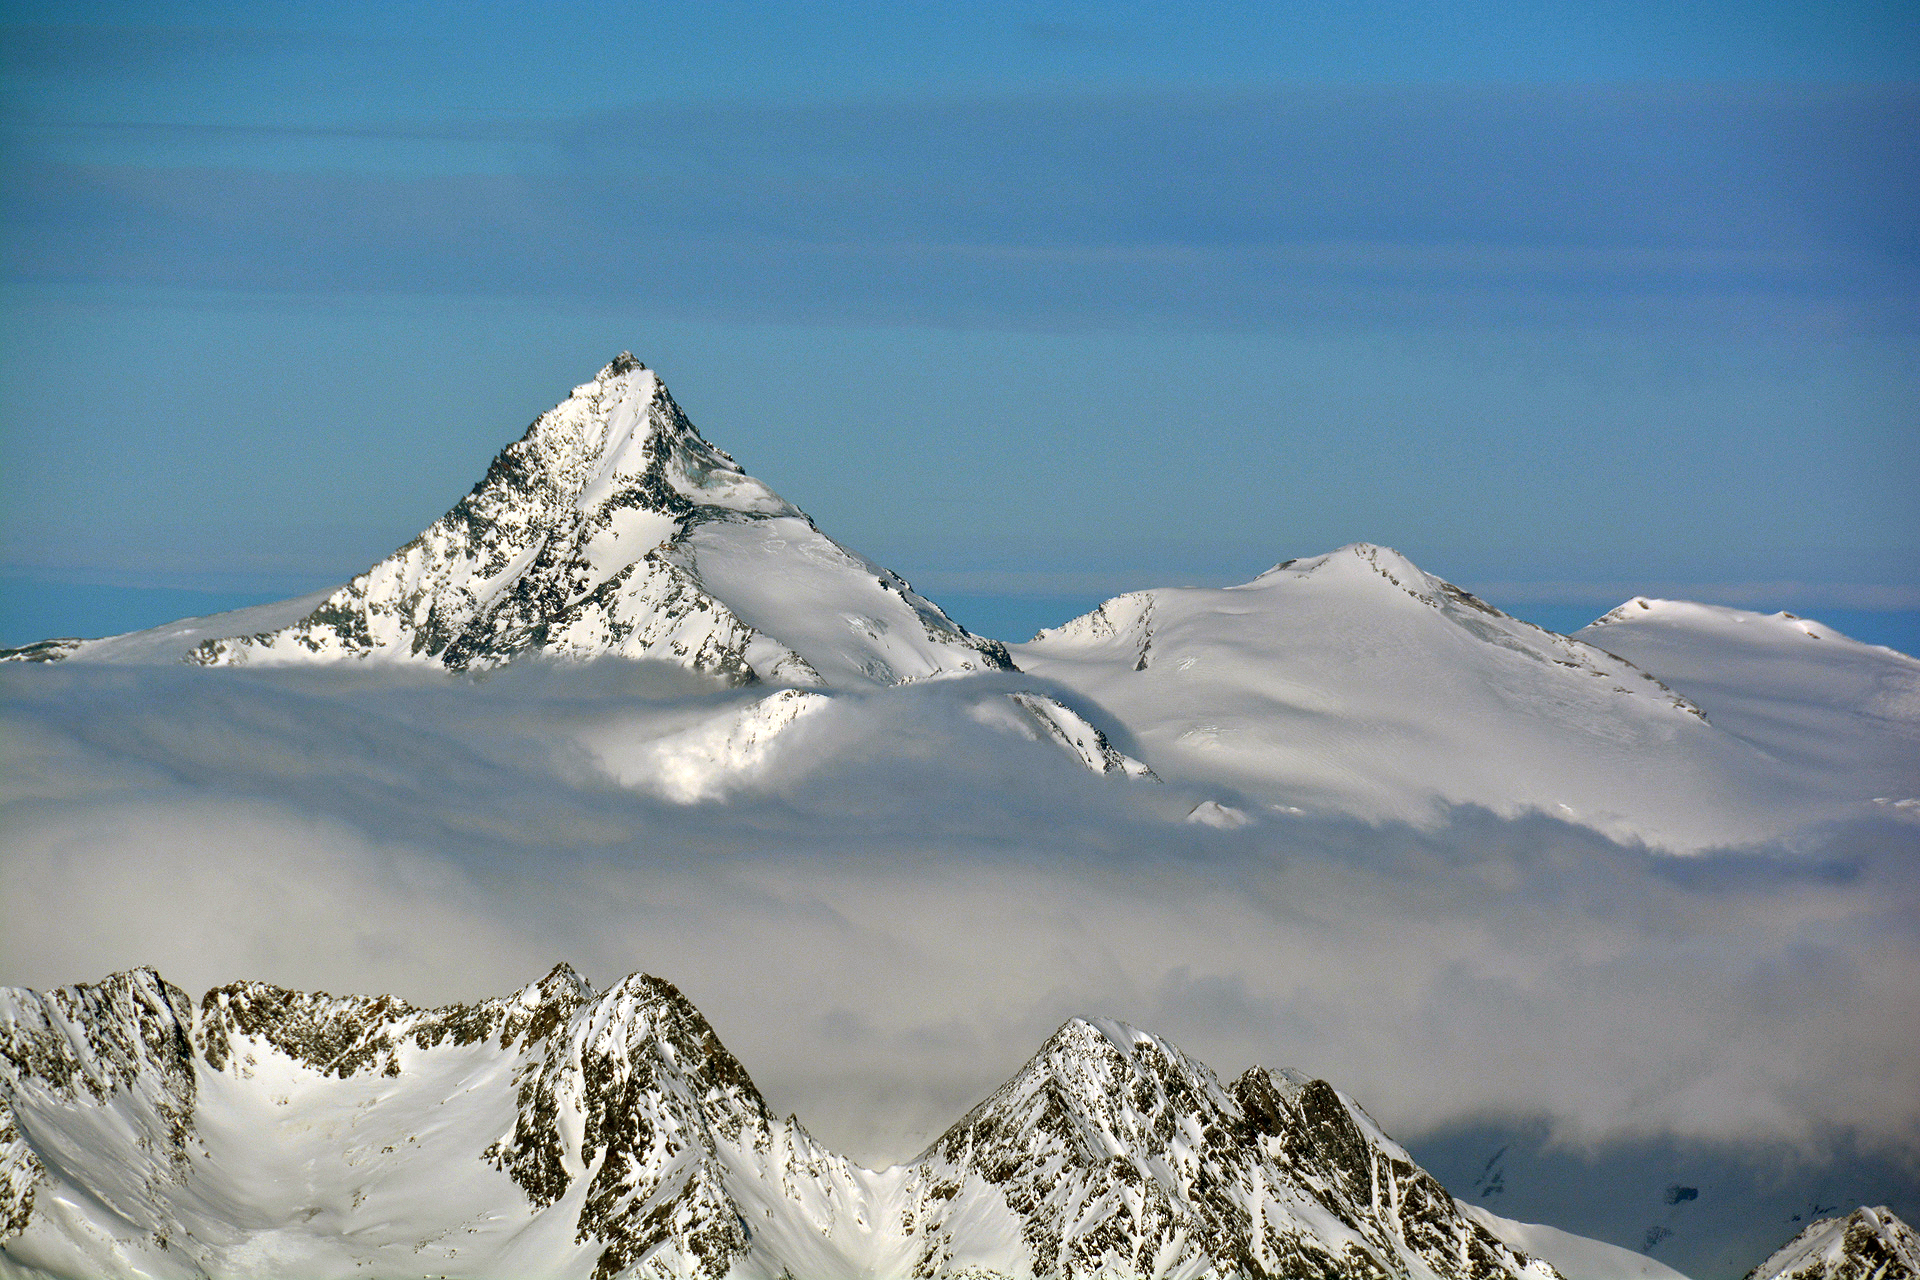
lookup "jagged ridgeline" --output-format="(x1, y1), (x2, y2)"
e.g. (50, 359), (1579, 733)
(187, 354), (1010, 685)
(3, 967), (1570, 1280)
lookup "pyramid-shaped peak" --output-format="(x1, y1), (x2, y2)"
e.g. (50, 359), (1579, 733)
(518, 354), (720, 479)
(516, 961), (594, 1005)
(1014, 1016), (1229, 1115)
(129, 352), (1010, 684)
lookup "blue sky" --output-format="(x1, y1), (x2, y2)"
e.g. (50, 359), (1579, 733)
(2, 0), (1916, 646)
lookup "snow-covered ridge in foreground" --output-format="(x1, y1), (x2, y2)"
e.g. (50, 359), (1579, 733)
(15, 355), (1008, 687)
(1012, 544), (1904, 849)
(1, 967), (1677, 1280)
(1743, 1206), (1917, 1280)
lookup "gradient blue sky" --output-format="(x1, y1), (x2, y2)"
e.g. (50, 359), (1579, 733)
(2, 0), (1916, 646)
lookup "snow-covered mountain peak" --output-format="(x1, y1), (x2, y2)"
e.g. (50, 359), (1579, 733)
(101, 354), (1016, 684)
(941, 1014), (1237, 1156)
(1254, 542), (1438, 593)
(1588, 596), (1903, 653)
(518, 353), (797, 526)
(1011, 545), (1826, 847)
(1251, 543), (1521, 623)
(514, 960), (595, 1007)
(912, 1010), (1564, 1280)
(1574, 598), (1920, 808)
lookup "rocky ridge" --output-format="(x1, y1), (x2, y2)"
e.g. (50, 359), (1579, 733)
(2, 967), (1581, 1280)
(1746, 1207), (1918, 1280)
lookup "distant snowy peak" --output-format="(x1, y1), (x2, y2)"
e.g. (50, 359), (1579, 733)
(1587, 596), (1898, 655)
(181, 354), (1008, 686)
(0, 966), (1678, 1280)
(1010, 543), (1840, 848)
(1574, 595), (1920, 806)
(1249, 546), (1695, 714)
(1031, 543), (1705, 721)
(1746, 1206), (1918, 1280)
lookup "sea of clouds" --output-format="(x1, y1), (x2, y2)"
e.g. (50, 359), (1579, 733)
(7, 655), (1917, 1271)
(5, 658), (1913, 1177)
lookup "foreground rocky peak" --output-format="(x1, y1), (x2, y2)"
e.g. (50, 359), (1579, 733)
(180, 355), (1008, 685)
(1747, 1207), (1918, 1280)
(0, 966), (1604, 1280)
(916, 1015), (1556, 1280)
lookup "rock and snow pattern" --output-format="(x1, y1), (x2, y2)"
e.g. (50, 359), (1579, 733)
(0, 966), (1673, 1280)
(1002, 692), (1157, 779)
(16, 355), (1009, 687)
(1011, 544), (1906, 848)
(1745, 1207), (1917, 1280)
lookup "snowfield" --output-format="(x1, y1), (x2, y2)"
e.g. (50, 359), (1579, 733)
(1012, 544), (1916, 850)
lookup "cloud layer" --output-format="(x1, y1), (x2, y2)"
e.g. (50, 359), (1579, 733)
(3, 659), (1915, 1172)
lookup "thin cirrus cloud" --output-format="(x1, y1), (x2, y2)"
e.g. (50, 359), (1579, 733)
(4, 84), (1914, 330)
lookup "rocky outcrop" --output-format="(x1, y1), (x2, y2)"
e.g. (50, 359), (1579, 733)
(909, 1018), (1557, 1280)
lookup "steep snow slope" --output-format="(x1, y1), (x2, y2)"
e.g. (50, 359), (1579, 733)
(7, 356), (1007, 688)
(1, 967), (1678, 1280)
(1576, 600), (1920, 805)
(1462, 1206), (1692, 1280)
(1011, 544), (1871, 848)
(1744, 1206), (1916, 1280)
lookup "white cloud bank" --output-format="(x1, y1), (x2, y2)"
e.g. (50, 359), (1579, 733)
(2, 660), (1915, 1170)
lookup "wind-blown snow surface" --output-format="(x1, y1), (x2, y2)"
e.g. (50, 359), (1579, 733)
(1459, 1208), (1690, 1280)
(0, 965), (1683, 1280)
(1011, 545), (1904, 849)
(1575, 600), (1920, 810)
(19, 355), (1008, 688)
